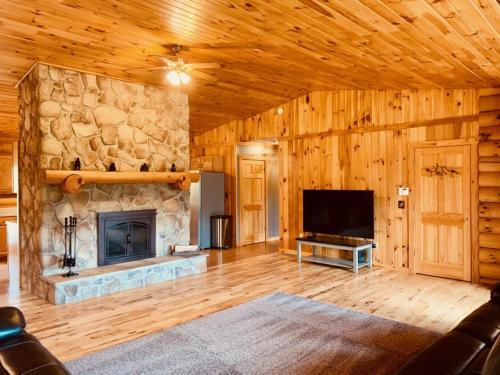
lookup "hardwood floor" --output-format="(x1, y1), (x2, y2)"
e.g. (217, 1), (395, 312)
(0, 261), (9, 295)
(0, 243), (490, 363)
(204, 241), (279, 268)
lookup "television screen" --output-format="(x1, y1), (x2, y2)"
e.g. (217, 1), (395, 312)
(303, 190), (374, 239)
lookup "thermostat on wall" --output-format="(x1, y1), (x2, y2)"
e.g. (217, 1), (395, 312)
(398, 187), (410, 196)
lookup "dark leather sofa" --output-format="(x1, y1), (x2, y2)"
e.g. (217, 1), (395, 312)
(0, 306), (69, 374)
(397, 283), (500, 375)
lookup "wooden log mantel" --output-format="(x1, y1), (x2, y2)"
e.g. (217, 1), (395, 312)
(41, 170), (200, 193)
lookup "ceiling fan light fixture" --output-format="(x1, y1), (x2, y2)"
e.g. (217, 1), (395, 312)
(166, 70), (181, 85)
(133, 48), (218, 86)
(179, 71), (191, 84)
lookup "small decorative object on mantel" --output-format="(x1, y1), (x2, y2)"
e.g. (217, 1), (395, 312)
(62, 216), (79, 278)
(140, 163), (149, 172)
(170, 163), (177, 172)
(73, 157), (81, 171)
(424, 163), (459, 177)
(108, 162), (117, 172)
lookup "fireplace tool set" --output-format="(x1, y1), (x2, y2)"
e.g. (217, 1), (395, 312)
(63, 216), (79, 278)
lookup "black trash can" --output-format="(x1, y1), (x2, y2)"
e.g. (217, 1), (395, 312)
(210, 215), (232, 249)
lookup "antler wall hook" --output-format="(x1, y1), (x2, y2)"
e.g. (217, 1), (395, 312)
(425, 163), (459, 177)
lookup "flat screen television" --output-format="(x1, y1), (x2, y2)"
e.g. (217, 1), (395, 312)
(303, 190), (374, 239)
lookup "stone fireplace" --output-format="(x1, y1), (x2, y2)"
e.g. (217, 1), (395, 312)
(97, 209), (156, 266)
(17, 63), (206, 303)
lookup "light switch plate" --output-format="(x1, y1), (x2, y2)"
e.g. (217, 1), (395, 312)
(398, 187), (410, 196)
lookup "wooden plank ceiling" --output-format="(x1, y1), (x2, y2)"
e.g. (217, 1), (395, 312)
(0, 0), (499, 137)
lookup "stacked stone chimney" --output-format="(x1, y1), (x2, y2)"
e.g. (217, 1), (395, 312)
(18, 64), (190, 298)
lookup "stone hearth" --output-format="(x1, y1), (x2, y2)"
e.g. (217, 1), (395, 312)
(41, 254), (207, 304)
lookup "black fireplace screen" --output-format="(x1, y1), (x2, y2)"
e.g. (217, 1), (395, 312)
(97, 209), (156, 266)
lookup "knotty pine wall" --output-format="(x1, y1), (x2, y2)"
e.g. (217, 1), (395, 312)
(191, 89), (491, 278)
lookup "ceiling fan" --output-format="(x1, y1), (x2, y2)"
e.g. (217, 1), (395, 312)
(127, 45), (221, 86)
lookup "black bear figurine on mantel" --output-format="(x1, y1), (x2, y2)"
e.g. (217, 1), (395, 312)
(73, 157), (81, 171)
(108, 162), (116, 172)
(140, 163), (149, 172)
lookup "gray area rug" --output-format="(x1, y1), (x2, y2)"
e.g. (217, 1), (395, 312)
(66, 293), (439, 374)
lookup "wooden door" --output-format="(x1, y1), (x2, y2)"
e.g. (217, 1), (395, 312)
(0, 155), (13, 193)
(412, 144), (471, 281)
(239, 157), (266, 245)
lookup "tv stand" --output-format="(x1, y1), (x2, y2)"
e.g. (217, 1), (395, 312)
(296, 235), (373, 273)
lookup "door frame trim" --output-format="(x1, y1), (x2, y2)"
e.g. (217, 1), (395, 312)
(237, 155), (268, 246)
(408, 138), (478, 281)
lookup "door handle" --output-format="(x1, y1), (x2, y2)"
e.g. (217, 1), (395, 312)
(127, 234), (131, 244)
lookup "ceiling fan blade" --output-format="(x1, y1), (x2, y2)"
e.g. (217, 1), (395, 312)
(189, 69), (218, 82)
(126, 66), (170, 72)
(183, 62), (221, 70)
(151, 55), (177, 67)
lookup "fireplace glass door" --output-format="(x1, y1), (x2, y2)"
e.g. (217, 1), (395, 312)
(106, 221), (128, 260)
(130, 222), (149, 256)
(98, 209), (156, 266)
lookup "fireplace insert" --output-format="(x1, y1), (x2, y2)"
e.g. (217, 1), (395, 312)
(97, 209), (156, 266)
